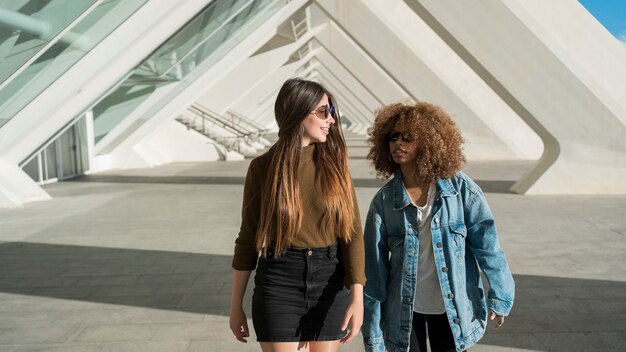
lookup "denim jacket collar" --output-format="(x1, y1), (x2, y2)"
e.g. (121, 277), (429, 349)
(392, 168), (412, 210)
(436, 177), (458, 197)
(392, 168), (457, 210)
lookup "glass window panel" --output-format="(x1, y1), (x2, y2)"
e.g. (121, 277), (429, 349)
(93, 83), (157, 143)
(21, 115), (88, 181)
(95, 0), (283, 151)
(59, 125), (77, 178)
(45, 141), (58, 179)
(0, 0), (98, 86)
(0, 0), (149, 130)
(76, 114), (90, 171)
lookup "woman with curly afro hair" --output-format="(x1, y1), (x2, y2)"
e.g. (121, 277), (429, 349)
(361, 102), (515, 352)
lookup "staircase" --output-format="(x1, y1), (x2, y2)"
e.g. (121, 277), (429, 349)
(175, 104), (271, 160)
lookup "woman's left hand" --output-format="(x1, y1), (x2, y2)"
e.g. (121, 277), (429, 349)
(489, 311), (505, 329)
(340, 284), (364, 343)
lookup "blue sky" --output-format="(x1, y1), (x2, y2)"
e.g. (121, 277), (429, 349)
(578, 0), (626, 41)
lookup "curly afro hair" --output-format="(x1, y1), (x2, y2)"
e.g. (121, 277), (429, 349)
(367, 101), (466, 184)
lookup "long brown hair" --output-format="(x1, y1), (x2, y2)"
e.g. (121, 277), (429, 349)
(255, 78), (356, 256)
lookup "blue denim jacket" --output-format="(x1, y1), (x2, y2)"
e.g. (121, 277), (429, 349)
(362, 169), (515, 352)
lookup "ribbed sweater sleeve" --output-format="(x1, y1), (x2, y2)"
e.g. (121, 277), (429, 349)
(231, 157), (263, 271)
(340, 184), (366, 287)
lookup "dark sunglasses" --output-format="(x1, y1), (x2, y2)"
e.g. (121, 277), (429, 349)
(311, 104), (335, 119)
(387, 131), (414, 143)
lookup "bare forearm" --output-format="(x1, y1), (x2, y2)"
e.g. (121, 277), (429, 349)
(350, 283), (364, 302)
(340, 283), (364, 343)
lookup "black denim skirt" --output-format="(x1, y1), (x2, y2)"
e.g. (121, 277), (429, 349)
(252, 242), (350, 342)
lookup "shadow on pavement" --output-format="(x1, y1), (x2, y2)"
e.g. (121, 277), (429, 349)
(1, 241), (625, 350)
(73, 172), (516, 194)
(71, 175), (246, 186)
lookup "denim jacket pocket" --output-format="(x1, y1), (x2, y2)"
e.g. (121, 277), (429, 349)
(387, 236), (404, 252)
(450, 224), (467, 249)
(387, 235), (405, 282)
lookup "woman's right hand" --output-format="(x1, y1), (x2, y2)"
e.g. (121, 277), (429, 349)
(229, 306), (250, 342)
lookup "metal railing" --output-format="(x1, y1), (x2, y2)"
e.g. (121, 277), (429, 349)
(223, 109), (268, 136)
(178, 104), (267, 155)
(192, 104), (268, 145)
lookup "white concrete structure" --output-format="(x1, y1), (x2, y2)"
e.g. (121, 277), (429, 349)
(403, 0), (626, 194)
(0, 0), (213, 207)
(316, 0), (543, 160)
(0, 0), (624, 207)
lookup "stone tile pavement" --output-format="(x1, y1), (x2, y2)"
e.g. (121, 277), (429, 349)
(0, 135), (625, 351)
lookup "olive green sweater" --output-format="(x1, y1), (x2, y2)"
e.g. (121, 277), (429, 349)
(232, 144), (366, 286)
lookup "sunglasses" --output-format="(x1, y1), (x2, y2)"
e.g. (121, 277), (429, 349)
(387, 131), (414, 143)
(311, 104), (335, 120)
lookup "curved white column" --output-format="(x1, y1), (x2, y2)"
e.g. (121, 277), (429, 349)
(406, 0), (626, 194)
(315, 0), (541, 161)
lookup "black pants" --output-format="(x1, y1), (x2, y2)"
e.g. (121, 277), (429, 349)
(409, 312), (461, 352)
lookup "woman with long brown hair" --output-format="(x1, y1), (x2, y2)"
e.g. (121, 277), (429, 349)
(229, 78), (365, 352)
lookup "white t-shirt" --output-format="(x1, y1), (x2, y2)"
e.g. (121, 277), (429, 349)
(409, 184), (445, 314)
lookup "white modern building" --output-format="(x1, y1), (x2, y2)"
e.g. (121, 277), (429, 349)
(1, 0), (625, 208)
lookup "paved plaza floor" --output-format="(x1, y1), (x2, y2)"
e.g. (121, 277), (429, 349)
(1, 135), (625, 351)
